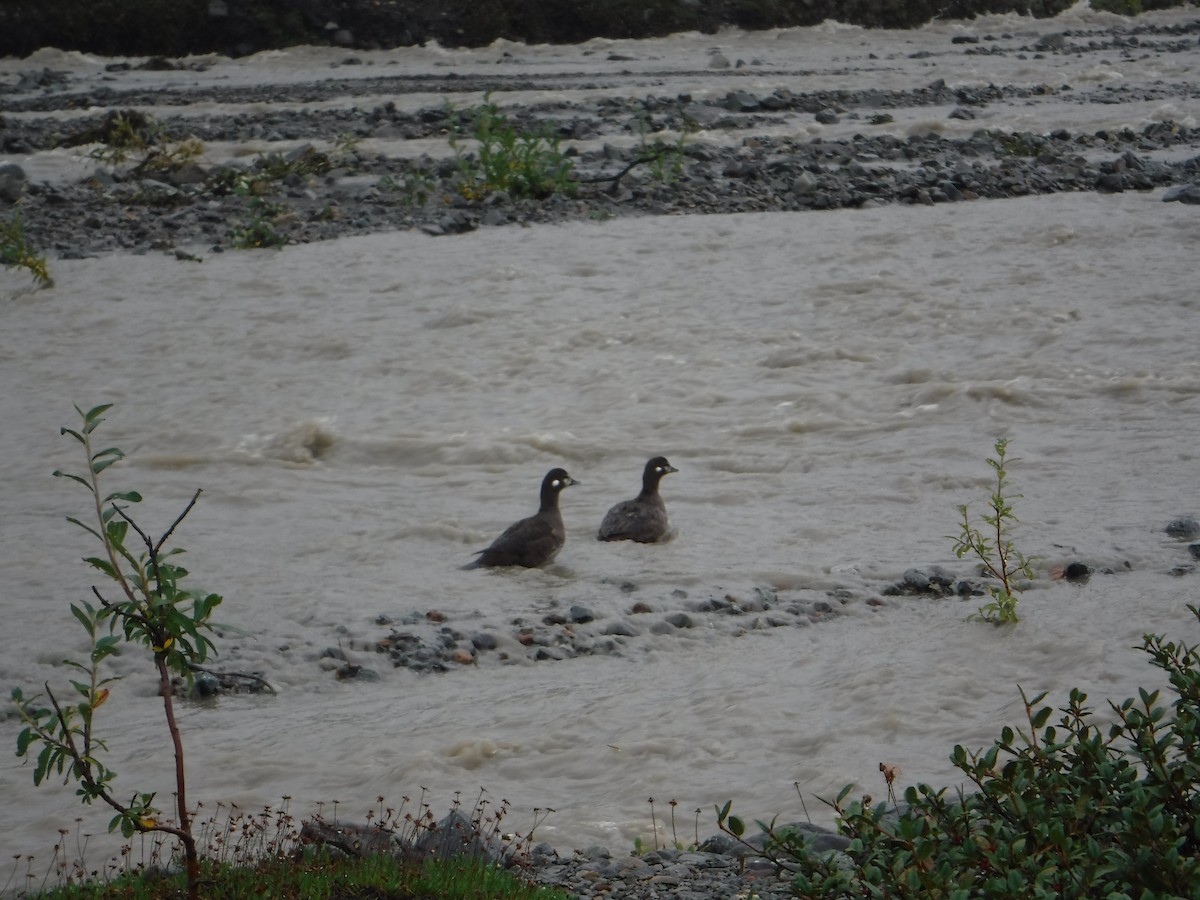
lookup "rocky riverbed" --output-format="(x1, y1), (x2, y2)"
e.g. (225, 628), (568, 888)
(3, 16), (1200, 264)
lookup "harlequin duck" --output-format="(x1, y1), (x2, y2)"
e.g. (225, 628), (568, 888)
(597, 456), (678, 543)
(465, 468), (579, 568)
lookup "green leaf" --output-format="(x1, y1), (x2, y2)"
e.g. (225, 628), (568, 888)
(65, 516), (103, 541)
(91, 457), (121, 475)
(82, 404), (113, 432)
(193, 592), (223, 622)
(104, 490), (142, 504)
(1031, 706), (1053, 729)
(729, 815), (745, 837)
(105, 520), (128, 547)
(34, 744), (52, 785)
(84, 556), (119, 579)
(93, 636), (122, 661)
(16, 727), (34, 757)
(69, 603), (96, 632)
(53, 470), (94, 491)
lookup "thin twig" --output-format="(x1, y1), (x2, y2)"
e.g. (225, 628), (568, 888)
(90, 585), (111, 610)
(154, 488), (202, 557)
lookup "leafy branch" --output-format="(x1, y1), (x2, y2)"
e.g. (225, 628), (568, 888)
(952, 437), (1033, 624)
(11, 403), (224, 900)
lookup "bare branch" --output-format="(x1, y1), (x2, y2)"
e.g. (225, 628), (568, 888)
(154, 488), (202, 557)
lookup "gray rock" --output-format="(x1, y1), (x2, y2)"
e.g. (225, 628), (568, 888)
(1165, 517), (1200, 540)
(414, 810), (503, 862)
(603, 620), (639, 637)
(471, 632), (499, 651)
(0, 163), (28, 203)
(1162, 183), (1200, 204)
(792, 171), (820, 195)
(1034, 33), (1067, 52)
(568, 605), (595, 624)
(723, 91), (760, 112)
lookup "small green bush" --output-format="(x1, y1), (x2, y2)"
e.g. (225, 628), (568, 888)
(952, 437), (1033, 624)
(448, 95), (576, 200)
(1, 209), (53, 288)
(12, 404), (224, 900)
(719, 605), (1200, 897)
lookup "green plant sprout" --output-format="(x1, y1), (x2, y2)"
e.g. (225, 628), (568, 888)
(633, 111), (690, 185)
(11, 403), (224, 900)
(448, 93), (576, 200)
(83, 110), (204, 175)
(1, 208), (53, 287)
(230, 196), (291, 249)
(952, 437), (1033, 624)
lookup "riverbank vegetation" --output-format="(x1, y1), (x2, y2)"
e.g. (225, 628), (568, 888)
(718, 606), (1200, 897)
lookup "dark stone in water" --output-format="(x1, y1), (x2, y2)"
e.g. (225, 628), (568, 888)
(471, 632), (499, 651)
(193, 672), (221, 697)
(1063, 561), (1092, 583)
(889, 566), (958, 596)
(666, 612), (695, 629)
(1165, 517), (1200, 540)
(1163, 184), (1200, 204)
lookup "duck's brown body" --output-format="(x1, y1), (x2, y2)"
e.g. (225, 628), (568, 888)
(467, 468), (578, 568)
(598, 457), (677, 543)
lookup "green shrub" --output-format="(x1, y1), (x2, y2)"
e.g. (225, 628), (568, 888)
(719, 605), (1200, 897)
(952, 437), (1033, 624)
(11, 404), (224, 900)
(448, 95), (576, 200)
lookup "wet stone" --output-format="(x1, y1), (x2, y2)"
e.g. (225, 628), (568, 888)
(665, 612), (695, 629)
(603, 620), (639, 637)
(471, 632), (499, 651)
(1165, 516), (1200, 540)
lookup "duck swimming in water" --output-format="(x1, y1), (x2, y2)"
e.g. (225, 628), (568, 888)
(597, 456), (677, 543)
(466, 467), (579, 568)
